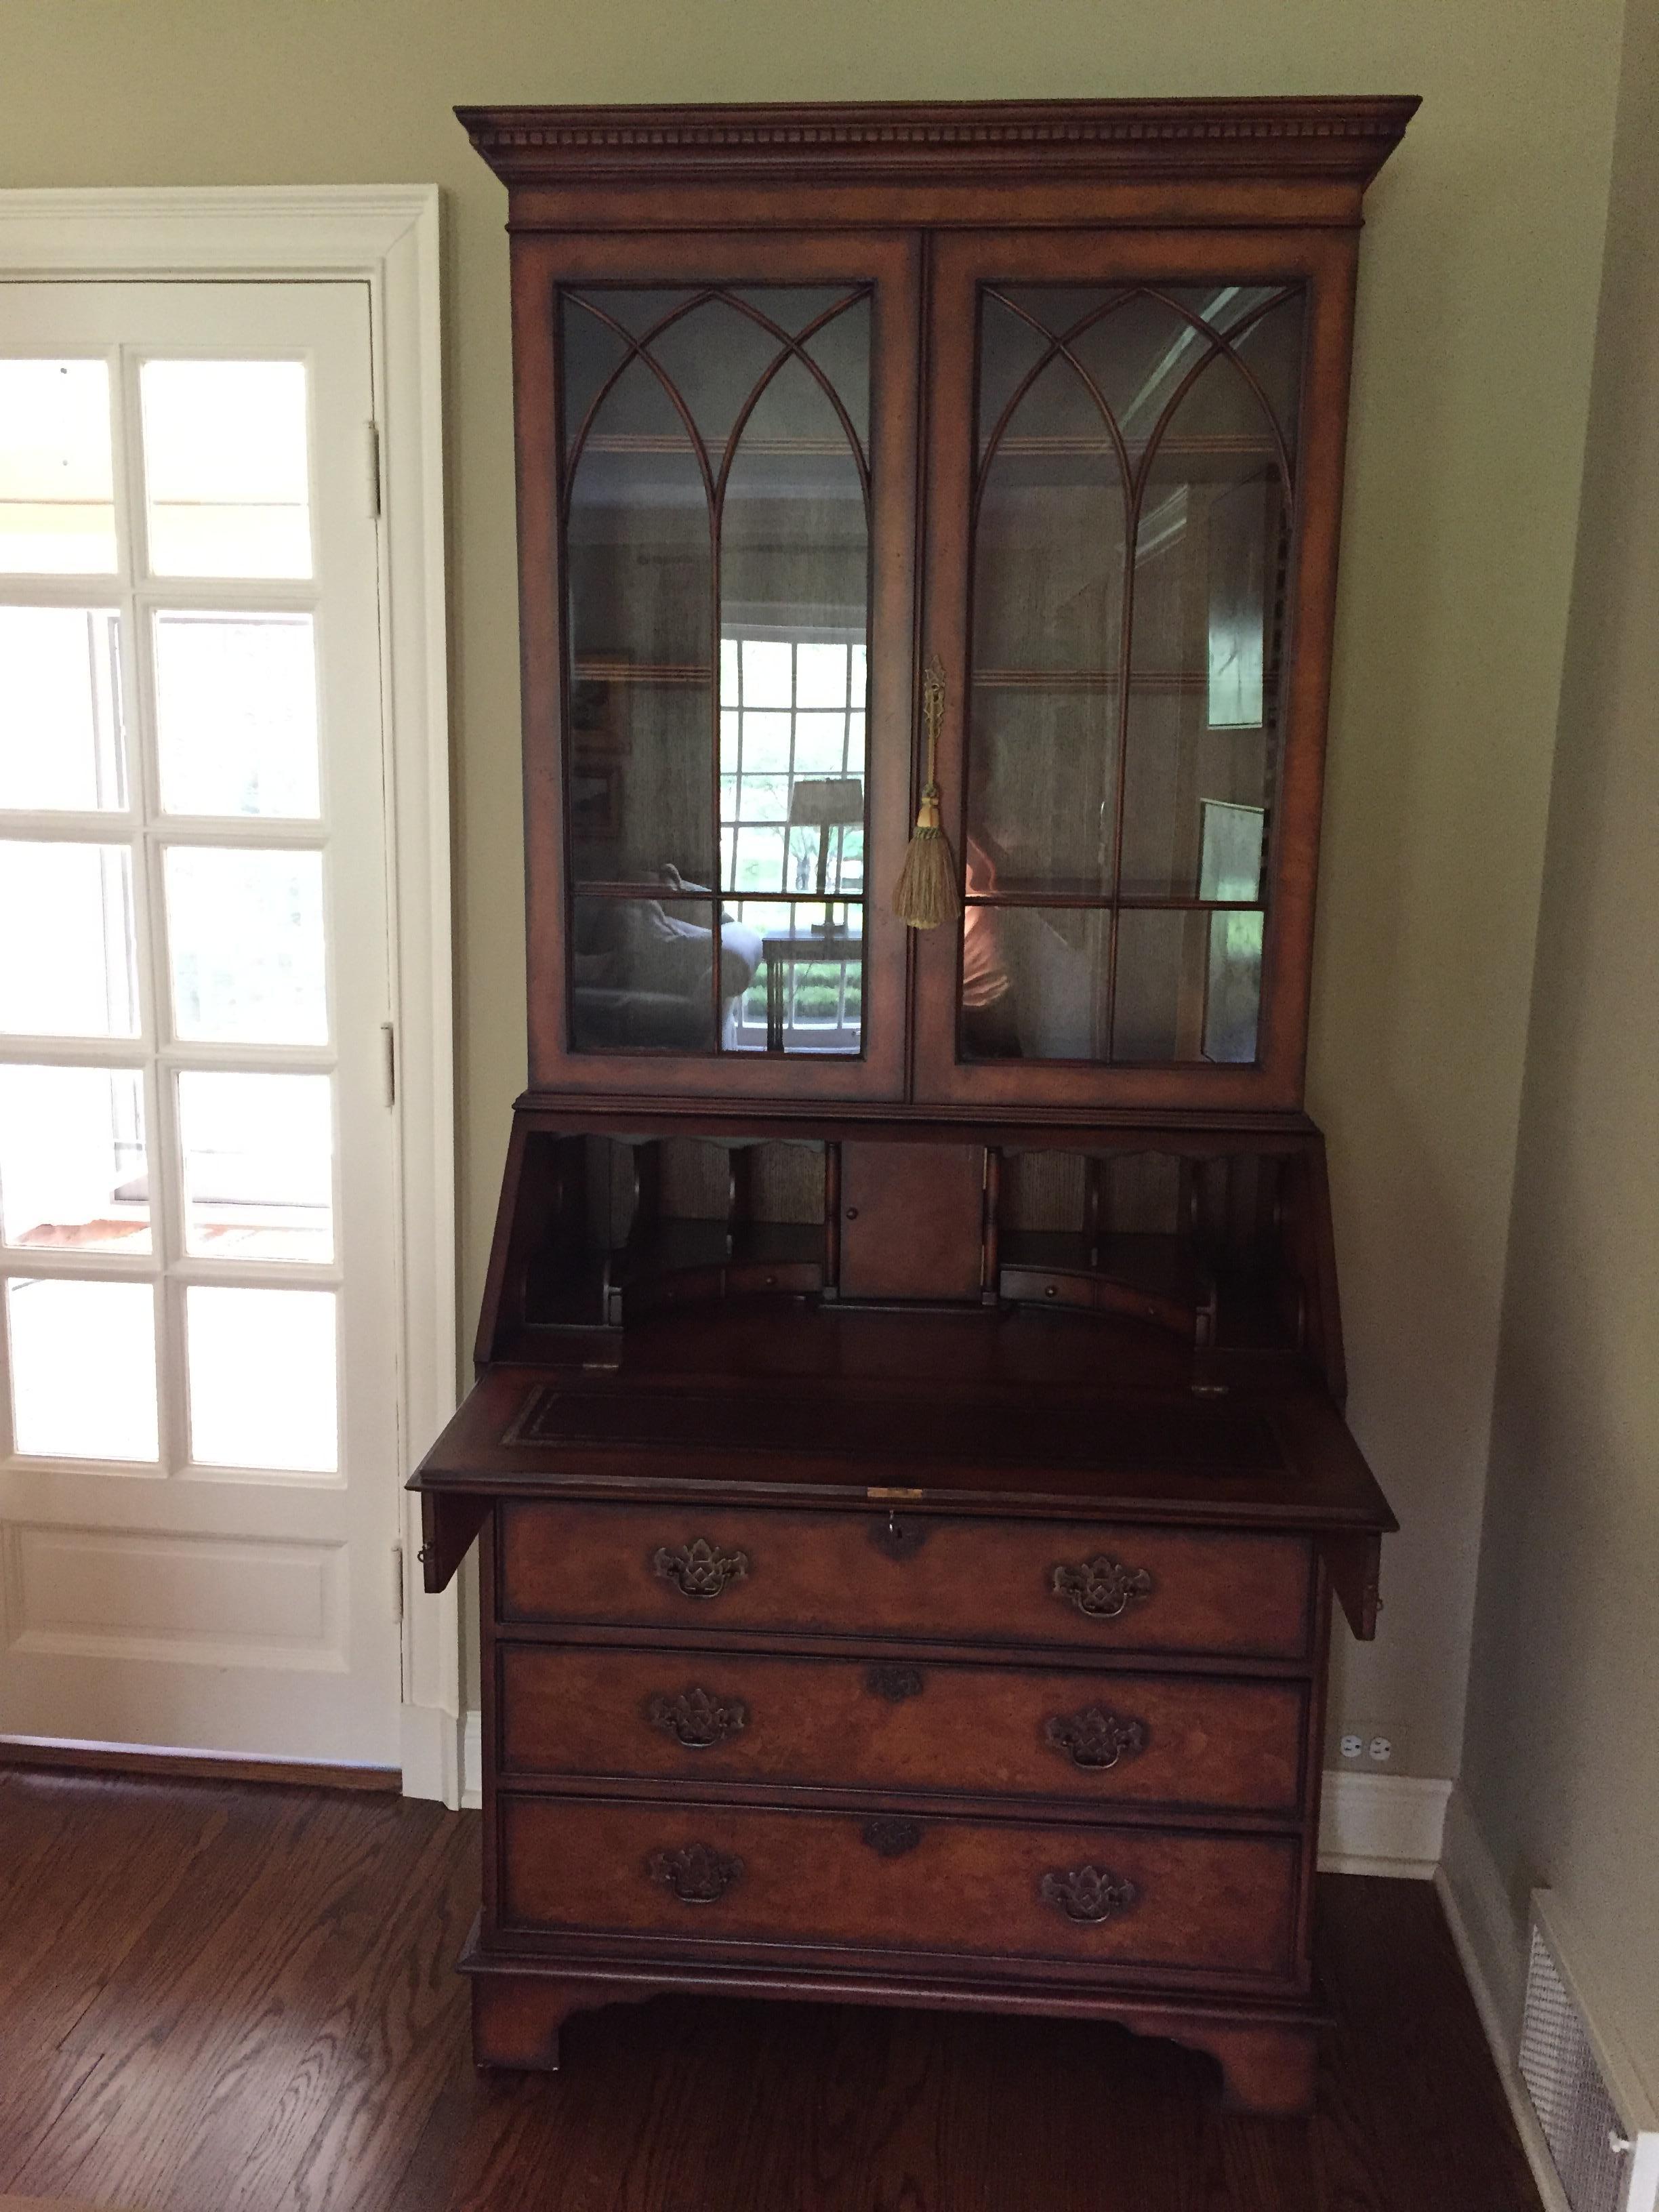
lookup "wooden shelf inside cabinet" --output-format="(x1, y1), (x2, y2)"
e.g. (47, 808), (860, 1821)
(440, 92), (1414, 2115)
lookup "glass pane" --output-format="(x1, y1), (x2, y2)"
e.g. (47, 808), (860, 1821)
(0, 1065), (148, 1252)
(186, 1285), (337, 1473)
(140, 361), (312, 579)
(1121, 308), (1298, 902)
(0, 605), (126, 810)
(1113, 907), (1206, 1062)
(968, 334), (1125, 897)
(563, 328), (714, 888)
(964, 905), (1109, 1062)
(719, 312), (869, 1060)
(7, 1277), (157, 1459)
(0, 360), (116, 574)
(1201, 907), (1264, 1064)
(563, 285), (872, 1060)
(164, 847), (327, 1044)
(571, 895), (722, 1052)
(178, 1070), (333, 1261)
(155, 611), (320, 818)
(960, 282), (1302, 1071)
(0, 841), (138, 1037)
(731, 901), (864, 1056)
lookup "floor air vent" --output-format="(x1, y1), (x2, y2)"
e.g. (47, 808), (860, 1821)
(1519, 1898), (1659, 2212)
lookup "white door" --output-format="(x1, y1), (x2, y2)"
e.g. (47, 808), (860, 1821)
(0, 281), (403, 1767)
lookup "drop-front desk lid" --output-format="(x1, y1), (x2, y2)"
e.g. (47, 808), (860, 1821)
(411, 1305), (1393, 1534)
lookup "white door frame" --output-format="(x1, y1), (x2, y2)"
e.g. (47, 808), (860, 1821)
(0, 187), (462, 1803)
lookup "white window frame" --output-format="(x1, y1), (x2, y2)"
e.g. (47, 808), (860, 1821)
(0, 188), (461, 1803)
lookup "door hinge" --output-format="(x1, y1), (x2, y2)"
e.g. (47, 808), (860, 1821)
(391, 1540), (405, 1624)
(380, 1020), (396, 1107)
(365, 419), (382, 519)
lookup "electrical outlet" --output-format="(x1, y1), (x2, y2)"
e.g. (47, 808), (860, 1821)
(1339, 1732), (1364, 1760)
(1368, 1734), (1393, 1763)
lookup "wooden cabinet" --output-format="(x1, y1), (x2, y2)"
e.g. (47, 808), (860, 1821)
(413, 94), (1414, 2118)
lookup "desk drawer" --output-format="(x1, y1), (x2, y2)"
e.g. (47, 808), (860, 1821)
(497, 1503), (1312, 1661)
(499, 1644), (1306, 1814)
(498, 1793), (1299, 1980)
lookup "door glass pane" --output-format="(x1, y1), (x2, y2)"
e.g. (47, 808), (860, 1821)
(0, 360), (117, 574)
(962, 283), (1300, 1065)
(7, 1277), (157, 1459)
(0, 606), (126, 810)
(0, 1065), (148, 1252)
(155, 611), (320, 818)
(164, 846), (327, 1044)
(0, 840), (138, 1037)
(561, 285), (872, 1057)
(186, 1284), (337, 1473)
(140, 361), (312, 579)
(178, 1070), (333, 1261)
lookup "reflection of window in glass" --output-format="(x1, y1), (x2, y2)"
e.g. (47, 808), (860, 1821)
(1206, 479), (1268, 730)
(1198, 800), (1265, 1064)
(720, 634), (866, 1053)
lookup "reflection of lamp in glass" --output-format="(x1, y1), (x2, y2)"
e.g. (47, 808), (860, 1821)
(787, 776), (863, 931)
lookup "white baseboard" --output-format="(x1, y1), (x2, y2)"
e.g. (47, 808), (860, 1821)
(460, 1707), (483, 1810)
(399, 1702), (467, 1811)
(1317, 1769), (1451, 1877)
(1436, 1786), (1572, 2212)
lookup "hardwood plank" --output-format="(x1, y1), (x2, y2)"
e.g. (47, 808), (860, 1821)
(0, 1776), (1544, 2212)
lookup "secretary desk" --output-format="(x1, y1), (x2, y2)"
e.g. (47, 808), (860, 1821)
(413, 94), (1416, 2116)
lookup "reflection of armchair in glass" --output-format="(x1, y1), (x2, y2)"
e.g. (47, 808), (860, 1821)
(571, 865), (762, 1050)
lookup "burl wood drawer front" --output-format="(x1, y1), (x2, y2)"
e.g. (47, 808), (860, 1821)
(497, 1504), (1312, 1660)
(498, 1795), (1299, 1978)
(499, 1645), (1306, 1814)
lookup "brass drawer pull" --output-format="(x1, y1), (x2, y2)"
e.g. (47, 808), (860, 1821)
(1044, 1704), (1148, 1771)
(646, 1686), (749, 1748)
(647, 1843), (743, 1904)
(1039, 1866), (1139, 1924)
(1050, 1555), (1153, 1621)
(865, 1662), (925, 1701)
(861, 1816), (923, 1858)
(651, 1538), (750, 1600)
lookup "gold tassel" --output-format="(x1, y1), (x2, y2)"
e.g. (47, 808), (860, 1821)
(893, 656), (959, 929)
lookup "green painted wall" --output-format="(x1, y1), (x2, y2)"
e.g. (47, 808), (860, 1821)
(1458, 0), (1659, 2101)
(0, 0), (1625, 1760)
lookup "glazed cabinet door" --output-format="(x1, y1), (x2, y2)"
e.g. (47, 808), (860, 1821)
(514, 232), (919, 1099)
(910, 230), (1357, 1112)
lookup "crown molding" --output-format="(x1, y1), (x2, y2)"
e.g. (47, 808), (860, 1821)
(457, 97), (1419, 192)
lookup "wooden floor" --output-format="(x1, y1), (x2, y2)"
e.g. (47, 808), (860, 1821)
(0, 1767), (1542, 2212)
